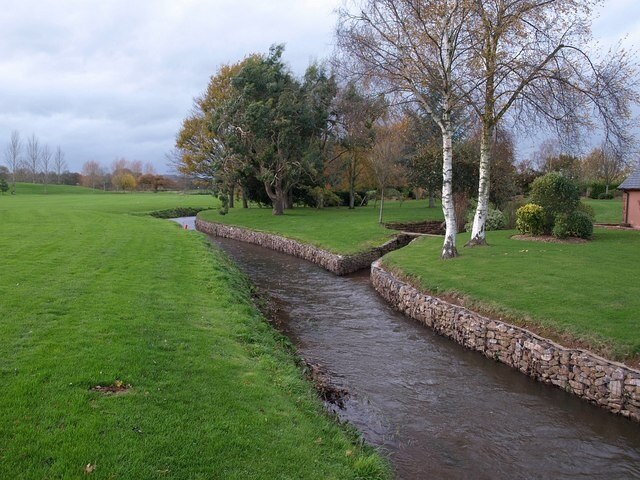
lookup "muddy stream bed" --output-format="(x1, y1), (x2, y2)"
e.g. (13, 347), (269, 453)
(174, 218), (640, 479)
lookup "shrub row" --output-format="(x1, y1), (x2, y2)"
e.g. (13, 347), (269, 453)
(148, 207), (210, 219)
(587, 182), (619, 199)
(464, 206), (507, 232)
(516, 173), (594, 239)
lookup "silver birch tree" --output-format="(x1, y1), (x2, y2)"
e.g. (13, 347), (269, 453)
(4, 130), (22, 193)
(53, 146), (67, 184)
(466, 0), (638, 246)
(337, 0), (474, 258)
(40, 144), (52, 193)
(26, 134), (40, 184)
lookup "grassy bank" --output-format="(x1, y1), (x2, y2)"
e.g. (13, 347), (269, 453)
(198, 200), (444, 255)
(382, 228), (640, 363)
(0, 186), (389, 479)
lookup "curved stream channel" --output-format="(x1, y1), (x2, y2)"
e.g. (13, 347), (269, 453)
(174, 218), (640, 479)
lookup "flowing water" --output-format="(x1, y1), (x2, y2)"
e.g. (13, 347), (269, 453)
(173, 218), (640, 479)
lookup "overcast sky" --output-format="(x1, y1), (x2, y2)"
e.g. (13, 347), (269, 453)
(1, 0), (638, 173)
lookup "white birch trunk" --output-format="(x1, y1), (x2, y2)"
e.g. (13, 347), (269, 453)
(441, 126), (458, 259)
(440, 7), (458, 260)
(468, 123), (493, 246)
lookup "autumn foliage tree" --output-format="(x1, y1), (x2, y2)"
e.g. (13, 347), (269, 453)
(582, 144), (628, 193)
(81, 160), (104, 189)
(176, 58), (252, 204)
(368, 119), (407, 223)
(333, 82), (386, 209)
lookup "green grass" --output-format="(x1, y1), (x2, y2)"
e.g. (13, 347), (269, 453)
(583, 198), (623, 224)
(199, 200), (444, 255)
(382, 228), (640, 361)
(9, 182), (107, 195)
(0, 186), (389, 479)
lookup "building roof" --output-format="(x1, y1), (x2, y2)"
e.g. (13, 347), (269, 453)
(619, 167), (640, 190)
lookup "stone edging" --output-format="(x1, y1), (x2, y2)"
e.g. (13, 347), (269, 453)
(195, 217), (412, 276)
(370, 260), (640, 422)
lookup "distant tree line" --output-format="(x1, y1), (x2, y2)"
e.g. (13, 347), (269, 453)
(173, 35), (635, 249)
(79, 158), (179, 192)
(2, 131), (71, 194)
(1, 130), (183, 194)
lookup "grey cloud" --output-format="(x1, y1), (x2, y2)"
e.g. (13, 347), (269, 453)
(0, 0), (636, 172)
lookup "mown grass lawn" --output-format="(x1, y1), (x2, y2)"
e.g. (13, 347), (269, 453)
(583, 198), (623, 224)
(199, 200), (444, 255)
(382, 228), (640, 362)
(0, 185), (389, 479)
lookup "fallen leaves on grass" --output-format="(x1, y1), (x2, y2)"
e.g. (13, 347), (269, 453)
(90, 380), (131, 394)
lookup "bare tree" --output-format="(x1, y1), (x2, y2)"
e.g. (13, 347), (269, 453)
(25, 134), (40, 184)
(40, 144), (52, 193)
(583, 144), (628, 192)
(4, 130), (22, 193)
(533, 139), (561, 173)
(81, 160), (103, 189)
(333, 81), (386, 209)
(143, 161), (156, 175)
(369, 120), (406, 224)
(465, 0), (639, 246)
(53, 146), (67, 184)
(130, 160), (143, 178)
(337, 0), (474, 258)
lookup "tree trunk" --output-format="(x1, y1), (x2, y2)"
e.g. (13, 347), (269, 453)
(264, 180), (285, 215)
(441, 126), (458, 259)
(273, 179), (286, 215)
(428, 191), (435, 208)
(378, 188), (385, 224)
(272, 195), (284, 215)
(228, 184), (235, 208)
(349, 153), (356, 209)
(242, 188), (248, 208)
(286, 189), (294, 209)
(467, 122), (493, 247)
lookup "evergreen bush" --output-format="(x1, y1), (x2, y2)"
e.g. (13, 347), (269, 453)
(530, 172), (580, 233)
(516, 203), (545, 235)
(576, 201), (595, 220)
(552, 213), (570, 238)
(465, 207), (506, 232)
(567, 211), (594, 238)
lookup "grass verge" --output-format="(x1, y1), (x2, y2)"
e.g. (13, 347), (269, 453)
(198, 200), (444, 255)
(0, 186), (389, 479)
(381, 228), (640, 364)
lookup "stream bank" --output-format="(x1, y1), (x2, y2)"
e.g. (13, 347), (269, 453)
(207, 234), (640, 479)
(371, 260), (640, 422)
(174, 216), (640, 478)
(195, 217), (413, 275)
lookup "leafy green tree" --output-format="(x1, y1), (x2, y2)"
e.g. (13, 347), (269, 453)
(0, 178), (8, 194)
(225, 46), (335, 215)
